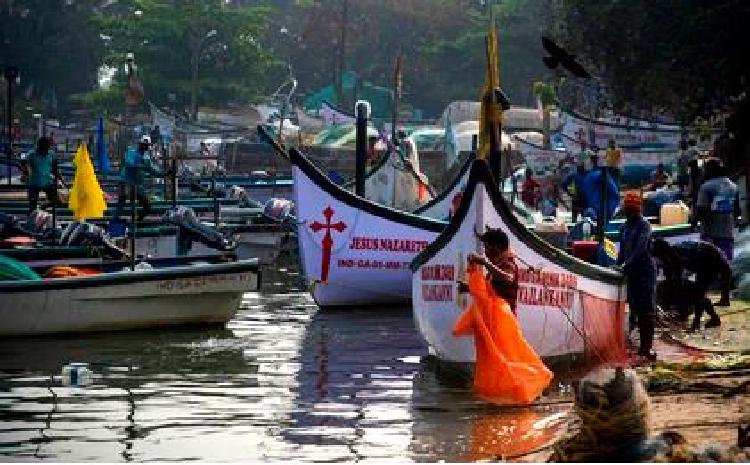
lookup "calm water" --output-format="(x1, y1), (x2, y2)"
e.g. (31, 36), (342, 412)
(0, 267), (567, 462)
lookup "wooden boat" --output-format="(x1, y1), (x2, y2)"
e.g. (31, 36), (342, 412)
(289, 146), (444, 307)
(558, 107), (686, 149)
(0, 258), (259, 336)
(411, 159), (627, 362)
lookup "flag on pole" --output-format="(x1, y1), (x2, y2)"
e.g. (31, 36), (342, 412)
(95, 116), (110, 175)
(478, 16), (500, 161)
(68, 144), (107, 221)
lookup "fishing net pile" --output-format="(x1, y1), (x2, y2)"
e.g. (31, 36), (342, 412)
(549, 368), (750, 462)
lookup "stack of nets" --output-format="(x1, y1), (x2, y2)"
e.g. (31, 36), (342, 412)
(550, 368), (652, 462)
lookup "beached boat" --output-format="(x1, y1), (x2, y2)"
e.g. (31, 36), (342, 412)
(411, 159), (627, 362)
(0, 258), (259, 336)
(558, 107), (685, 150)
(289, 146), (444, 307)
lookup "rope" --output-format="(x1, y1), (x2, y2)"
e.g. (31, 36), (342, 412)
(551, 386), (651, 462)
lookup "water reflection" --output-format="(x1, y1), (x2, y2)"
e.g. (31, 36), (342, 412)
(0, 266), (572, 462)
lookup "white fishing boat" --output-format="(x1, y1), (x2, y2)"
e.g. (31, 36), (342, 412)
(411, 159), (627, 362)
(0, 259), (259, 336)
(289, 146), (444, 307)
(342, 144), (435, 213)
(558, 107), (685, 149)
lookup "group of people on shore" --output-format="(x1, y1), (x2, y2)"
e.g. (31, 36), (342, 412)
(21, 133), (169, 221)
(507, 135), (740, 361)
(605, 142), (738, 360)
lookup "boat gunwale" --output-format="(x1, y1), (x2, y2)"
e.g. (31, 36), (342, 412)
(413, 152), (475, 215)
(409, 159), (624, 284)
(288, 147), (445, 233)
(0, 258), (259, 292)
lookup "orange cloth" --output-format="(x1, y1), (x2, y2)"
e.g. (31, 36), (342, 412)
(453, 264), (553, 404)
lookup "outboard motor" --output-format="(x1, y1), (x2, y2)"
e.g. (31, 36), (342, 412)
(163, 206), (237, 256)
(60, 221), (127, 259)
(263, 198), (295, 224)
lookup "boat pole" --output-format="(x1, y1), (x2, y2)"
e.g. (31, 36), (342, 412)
(211, 169), (219, 226)
(391, 55), (402, 144)
(354, 100), (369, 197)
(597, 163), (608, 243)
(4, 66), (19, 186)
(171, 144), (177, 209)
(130, 185), (136, 271)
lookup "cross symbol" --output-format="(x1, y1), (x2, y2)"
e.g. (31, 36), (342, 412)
(310, 206), (347, 282)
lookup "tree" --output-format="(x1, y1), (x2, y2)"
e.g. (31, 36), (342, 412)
(267, 0), (551, 117)
(546, 0), (750, 123)
(93, 0), (279, 119)
(0, 0), (105, 116)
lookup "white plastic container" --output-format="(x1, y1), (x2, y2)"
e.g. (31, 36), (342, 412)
(660, 201), (690, 226)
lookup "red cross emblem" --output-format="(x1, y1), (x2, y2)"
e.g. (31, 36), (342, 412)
(310, 206), (347, 282)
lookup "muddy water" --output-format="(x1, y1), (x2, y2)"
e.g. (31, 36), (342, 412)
(0, 268), (567, 462)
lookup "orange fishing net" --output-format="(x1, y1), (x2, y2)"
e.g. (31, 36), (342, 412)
(44, 266), (99, 279)
(453, 264), (553, 404)
(581, 292), (628, 365)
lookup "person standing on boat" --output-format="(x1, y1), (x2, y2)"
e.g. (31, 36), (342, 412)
(696, 158), (738, 260)
(677, 140), (692, 194)
(24, 136), (61, 213)
(651, 238), (729, 332)
(115, 135), (164, 221)
(651, 163), (670, 190)
(562, 164), (588, 222)
(521, 168), (541, 209)
(467, 228), (519, 314)
(604, 139), (623, 186)
(366, 135), (380, 167)
(616, 190), (657, 360)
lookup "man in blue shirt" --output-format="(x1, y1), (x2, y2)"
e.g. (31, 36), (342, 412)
(696, 158), (737, 260)
(616, 190), (657, 360)
(23, 137), (60, 213)
(561, 164), (587, 222)
(115, 135), (164, 221)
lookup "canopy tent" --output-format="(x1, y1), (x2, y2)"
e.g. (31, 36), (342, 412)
(303, 71), (393, 119)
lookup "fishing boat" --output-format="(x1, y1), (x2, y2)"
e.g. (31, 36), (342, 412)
(558, 107), (685, 150)
(0, 257), (259, 336)
(411, 159), (627, 363)
(289, 145), (444, 307)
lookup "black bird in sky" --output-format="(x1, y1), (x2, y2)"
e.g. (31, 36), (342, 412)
(541, 36), (592, 79)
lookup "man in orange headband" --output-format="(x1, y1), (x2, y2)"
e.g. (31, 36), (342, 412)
(616, 190), (657, 360)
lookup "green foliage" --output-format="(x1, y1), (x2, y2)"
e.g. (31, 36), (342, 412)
(90, 0), (280, 117)
(547, 0), (750, 121)
(269, 0), (551, 116)
(0, 0), (104, 115)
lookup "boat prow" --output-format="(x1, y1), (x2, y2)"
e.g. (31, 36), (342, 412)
(411, 160), (626, 363)
(289, 147), (445, 307)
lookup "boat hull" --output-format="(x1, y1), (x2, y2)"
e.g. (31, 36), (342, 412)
(0, 260), (259, 336)
(412, 161), (626, 362)
(290, 147), (443, 307)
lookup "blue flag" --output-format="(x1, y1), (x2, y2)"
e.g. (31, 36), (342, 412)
(95, 116), (110, 174)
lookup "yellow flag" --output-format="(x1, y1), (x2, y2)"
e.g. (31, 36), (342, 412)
(68, 144), (107, 221)
(478, 19), (501, 160)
